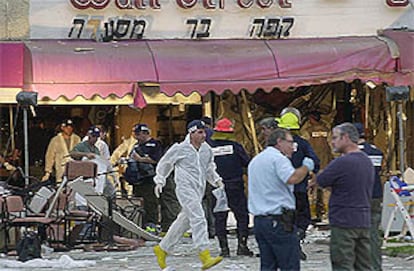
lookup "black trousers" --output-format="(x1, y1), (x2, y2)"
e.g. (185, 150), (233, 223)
(214, 181), (249, 237)
(294, 191), (311, 232)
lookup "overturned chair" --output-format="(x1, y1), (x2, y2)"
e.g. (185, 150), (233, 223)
(46, 160), (101, 248)
(68, 177), (160, 242)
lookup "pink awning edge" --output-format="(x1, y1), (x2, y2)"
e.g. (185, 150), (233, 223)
(153, 36), (400, 96)
(382, 30), (414, 86)
(0, 43), (25, 88)
(24, 40), (157, 107)
(23, 34), (411, 104)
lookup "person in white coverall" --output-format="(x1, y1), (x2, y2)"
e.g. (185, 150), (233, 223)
(153, 120), (224, 270)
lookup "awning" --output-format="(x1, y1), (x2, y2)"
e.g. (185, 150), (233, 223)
(24, 40), (157, 107)
(24, 36), (406, 104)
(153, 37), (400, 96)
(382, 30), (414, 86)
(0, 43), (25, 103)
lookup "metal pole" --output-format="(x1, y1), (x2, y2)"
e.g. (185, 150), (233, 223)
(9, 105), (15, 151)
(397, 102), (405, 175)
(23, 106), (29, 187)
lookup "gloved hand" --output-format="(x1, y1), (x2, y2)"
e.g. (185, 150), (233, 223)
(41, 172), (50, 182)
(302, 157), (315, 172)
(216, 180), (225, 189)
(154, 183), (163, 198)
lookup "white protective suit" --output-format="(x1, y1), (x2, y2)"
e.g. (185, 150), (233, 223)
(44, 133), (81, 182)
(75, 156), (117, 206)
(154, 134), (222, 253)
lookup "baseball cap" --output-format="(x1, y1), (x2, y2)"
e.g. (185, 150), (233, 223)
(134, 124), (150, 134)
(276, 112), (300, 130)
(214, 118), (234, 133)
(353, 122), (365, 137)
(187, 120), (206, 133)
(61, 119), (74, 127)
(88, 126), (101, 137)
(201, 116), (212, 126)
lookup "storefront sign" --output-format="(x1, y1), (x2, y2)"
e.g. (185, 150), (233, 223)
(69, 0), (293, 9)
(30, 0), (408, 39)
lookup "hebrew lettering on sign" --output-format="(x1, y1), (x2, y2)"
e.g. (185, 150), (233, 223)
(68, 16), (147, 41)
(186, 18), (212, 39)
(68, 18), (86, 38)
(249, 17), (294, 38)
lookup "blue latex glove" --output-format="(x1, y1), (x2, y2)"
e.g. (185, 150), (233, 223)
(302, 157), (315, 172)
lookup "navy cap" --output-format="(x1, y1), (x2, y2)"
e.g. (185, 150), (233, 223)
(201, 116), (212, 126)
(61, 119), (74, 127)
(187, 120), (206, 133)
(88, 126), (101, 137)
(134, 124), (150, 134)
(353, 123), (365, 137)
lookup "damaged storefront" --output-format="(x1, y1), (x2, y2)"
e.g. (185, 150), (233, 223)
(0, 0), (413, 179)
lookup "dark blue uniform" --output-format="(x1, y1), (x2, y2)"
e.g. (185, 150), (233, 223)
(209, 139), (250, 237)
(358, 141), (384, 270)
(291, 135), (320, 232)
(131, 138), (163, 226)
(358, 142), (383, 199)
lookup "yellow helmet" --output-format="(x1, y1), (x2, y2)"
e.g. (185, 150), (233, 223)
(280, 107), (301, 124)
(276, 112), (300, 130)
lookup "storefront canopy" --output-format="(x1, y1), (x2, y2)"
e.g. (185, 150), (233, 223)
(24, 36), (410, 106)
(383, 30), (414, 86)
(0, 43), (25, 103)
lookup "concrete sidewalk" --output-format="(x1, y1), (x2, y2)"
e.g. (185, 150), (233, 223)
(1, 228), (412, 270)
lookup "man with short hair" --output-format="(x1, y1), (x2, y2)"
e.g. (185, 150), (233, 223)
(42, 119), (81, 182)
(277, 109), (320, 260)
(258, 117), (278, 145)
(310, 122), (375, 270)
(248, 128), (315, 271)
(354, 122), (384, 271)
(153, 120), (223, 270)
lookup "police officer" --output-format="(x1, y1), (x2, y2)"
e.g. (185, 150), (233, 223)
(354, 122), (384, 271)
(209, 118), (253, 257)
(277, 108), (320, 260)
(130, 124), (163, 232)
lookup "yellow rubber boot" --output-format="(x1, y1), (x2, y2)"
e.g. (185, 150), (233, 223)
(199, 249), (223, 270)
(154, 245), (168, 269)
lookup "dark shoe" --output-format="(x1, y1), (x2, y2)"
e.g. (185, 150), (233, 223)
(237, 235), (254, 256)
(300, 246), (307, 261)
(217, 236), (230, 258)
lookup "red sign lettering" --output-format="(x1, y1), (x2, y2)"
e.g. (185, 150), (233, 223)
(386, 0), (409, 6)
(70, 0), (110, 9)
(176, 0), (197, 8)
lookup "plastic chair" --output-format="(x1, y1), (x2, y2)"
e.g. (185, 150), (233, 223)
(2, 195), (55, 253)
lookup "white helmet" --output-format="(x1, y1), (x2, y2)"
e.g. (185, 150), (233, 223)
(280, 107), (301, 124)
